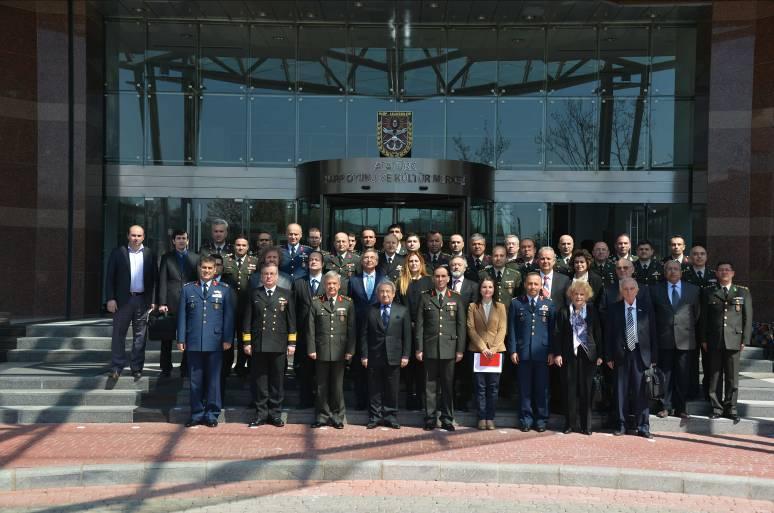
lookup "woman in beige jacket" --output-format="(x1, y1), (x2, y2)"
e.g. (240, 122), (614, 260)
(466, 277), (508, 430)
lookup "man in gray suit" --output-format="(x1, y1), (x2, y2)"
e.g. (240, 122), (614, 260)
(652, 260), (701, 419)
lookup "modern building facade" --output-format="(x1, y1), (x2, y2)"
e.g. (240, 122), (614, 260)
(1, 0), (772, 321)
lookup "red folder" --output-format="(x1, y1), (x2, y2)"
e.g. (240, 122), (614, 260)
(479, 353), (501, 366)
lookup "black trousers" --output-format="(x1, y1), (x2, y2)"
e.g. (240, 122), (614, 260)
(314, 360), (346, 424)
(561, 350), (595, 431)
(615, 347), (649, 432)
(659, 348), (692, 414)
(160, 339), (187, 373)
(251, 351), (285, 420)
(367, 362), (401, 423)
(110, 295), (148, 372)
(708, 346), (740, 415)
(425, 358), (455, 424)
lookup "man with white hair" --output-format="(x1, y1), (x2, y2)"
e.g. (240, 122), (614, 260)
(537, 246), (570, 307)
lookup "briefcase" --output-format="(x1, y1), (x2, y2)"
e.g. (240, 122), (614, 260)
(148, 313), (177, 341)
(643, 366), (665, 401)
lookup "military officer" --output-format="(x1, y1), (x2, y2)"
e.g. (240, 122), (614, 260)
(280, 223), (312, 281)
(199, 218), (234, 257)
(479, 245), (523, 304)
(505, 234), (520, 265)
(699, 261), (752, 422)
(466, 233), (490, 279)
(610, 233), (637, 263)
(222, 236), (259, 377)
(177, 256), (235, 428)
(590, 241), (616, 287)
(425, 230), (450, 271)
(307, 271), (356, 429)
(554, 235), (575, 277)
(387, 223), (407, 256)
(633, 240), (664, 286)
(378, 234), (405, 282)
(683, 244), (718, 399)
(243, 263), (297, 428)
(325, 231), (361, 291)
(306, 227), (330, 257)
(508, 272), (556, 432)
(415, 265), (467, 431)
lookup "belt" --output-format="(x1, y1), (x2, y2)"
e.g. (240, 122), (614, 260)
(129, 292), (144, 296)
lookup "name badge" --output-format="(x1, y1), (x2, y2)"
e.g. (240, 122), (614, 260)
(278, 297), (288, 311)
(212, 290), (223, 298)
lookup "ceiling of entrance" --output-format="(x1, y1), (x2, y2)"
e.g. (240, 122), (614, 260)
(91, 1), (711, 24)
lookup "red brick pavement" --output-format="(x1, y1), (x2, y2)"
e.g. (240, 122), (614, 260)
(0, 423), (772, 479)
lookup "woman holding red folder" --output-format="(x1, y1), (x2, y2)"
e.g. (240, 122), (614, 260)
(466, 277), (507, 430)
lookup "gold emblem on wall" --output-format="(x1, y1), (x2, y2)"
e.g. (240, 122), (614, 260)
(377, 111), (413, 158)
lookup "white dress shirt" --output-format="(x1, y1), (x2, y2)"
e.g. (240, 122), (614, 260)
(128, 245), (145, 293)
(482, 300), (492, 321)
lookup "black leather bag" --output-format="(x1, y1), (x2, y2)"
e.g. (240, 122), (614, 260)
(643, 366), (666, 401)
(148, 313), (177, 341)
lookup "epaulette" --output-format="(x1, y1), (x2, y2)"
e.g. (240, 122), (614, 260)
(737, 285), (749, 290)
(184, 281), (197, 286)
(219, 282), (230, 287)
(338, 295), (352, 301)
(421, 289), (433, 295)
(483, 265), (493, 271)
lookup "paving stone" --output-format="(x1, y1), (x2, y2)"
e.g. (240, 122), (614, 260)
(322, 460), (382, 481)
(14, 465), (83, 490)
(382, 460), (440, 481)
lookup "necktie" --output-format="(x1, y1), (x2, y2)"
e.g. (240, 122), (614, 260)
(366, 274), (374, 298)
(671, 284), (679, 305)
(476, 259), (483, 270)
(267, 289), (273, 299)
(626, 306), (637, 351)
(723, 287), (729, 299)
(643, 263), (648, 272)
(542, 275), (550, 298)
(496, 270), (502, 281)
(388, 257), (392, 265)
(530, 299), (536, 311)
(310, 279), (318, 295)
(237, 258), (243, 269)
(202, 282), (208, 296)
(290, 246), (296, 259)
(382, 305), (390, 328)
(697, 270), (703, 279)
(330, 297), (335, 309)
(453, 279), (460, 291)
(438, 292), (444, 306)
(432, 255), (438, 264)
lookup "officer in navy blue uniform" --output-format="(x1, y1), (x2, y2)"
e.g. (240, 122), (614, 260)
(508, 272), (556, 432)
(177, 256), (235, 428)
(279, 223), (312, 281)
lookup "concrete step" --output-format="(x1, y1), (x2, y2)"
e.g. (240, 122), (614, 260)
(6, 349), (182, 364)
(738, 359), (773, 372)
(686, 399), (774, 418)
(740, 346), (769, 360)
(0, 405), (136, 423)
(0, 374), (155, 391)
(26, 322), (116, 338)
(15, 337), (162, 350)
(739, 386), (774, 400)
(0, 389), (140, 407)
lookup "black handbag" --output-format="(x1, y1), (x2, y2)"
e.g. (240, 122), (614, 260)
(643, 366), (666, 401)
(148, 312), (177, 341)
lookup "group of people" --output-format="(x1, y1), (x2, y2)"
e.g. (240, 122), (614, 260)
(105, 221), (753, 435)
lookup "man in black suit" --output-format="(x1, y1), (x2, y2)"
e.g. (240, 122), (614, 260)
(599, 258), (653, 325)
(605, 278), (658, 438)
(448, 256), (479, 309)
(378, 234), (405, 282)
(536, 246), (570, 306)
(293, 250), (325, 408)
(652, 260), (701, 419)
(105, 225), (157, 380)
(361, 280), (411, 429)
(465, 233), (490, 280)
(157, 229), (199, 377)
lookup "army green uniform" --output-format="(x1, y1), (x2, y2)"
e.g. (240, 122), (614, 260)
(198, 242), (234, 258)
(554, 255), (574, 277)
(590, 260), (616, 288)
(415, 289), (467, 426)
(308, 294), (356, 425)
(699, 284), (752, 416)
(683, 267), (719, 399)
(479, 266), (523, 305)
(222, 254), (260, 375)
(633, 260), (664, 287)
(324, 252), (361, 292)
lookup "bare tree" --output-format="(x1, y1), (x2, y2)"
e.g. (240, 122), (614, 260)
(540, 99), (596, 170)
(451, 120), (511, 165)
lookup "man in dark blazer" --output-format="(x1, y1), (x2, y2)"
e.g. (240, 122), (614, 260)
(293, 250), (326, 408)
(242, 263), (296, 427)
(605, 277), (658, 438)
(699, 261), (752, 422)
(599, 258), (653, 325)
(652, 260), (701, 418)
(157, 229), (199, 377)
(465, 233), (490, 280)
(105, 224), (157, 380)
(360, 280), (411, 429)
(378, 234), (406, 283)
(536, 247), (570, 307)
(347, 248), (384, 410)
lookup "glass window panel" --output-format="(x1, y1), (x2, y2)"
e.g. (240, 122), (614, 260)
(105, 20), (145, 92)
(347, 97), (397, 157)
(193, 199), (246, 250)
(598, 97), (648, 170)
(544, 98), (598, 170)
(333, 207), (392, 235)
(495, 203), (548, 244)
(650, 98), (694, 168)
(199, 23), (248, 94)
(446, 98), (496, 165)
(399, 27), (446, 97)
(547, 27), (598, 96)
(396, 98), (445, 159)
(446, 28), (497, 96)
(497, 27), (546, 97)
(105, 92), (144, 163)
(348, 26), (395, 96)
(397, 207), (457, 236)
(198, 94), (246, 165)
(497, 98), (544, 168)
(297, 96), (346, 163)
(147, 22), (196, 93)
(250, 95), (296, 165)
(146, 92), (196, 164)
(247, 200), (296, 243)
(250, 24), (297, 94)
(298, 25), (347, 95)
(470, 199), (493, 243)
(652, 26), (696, 97)
(599, 26), (649, 97)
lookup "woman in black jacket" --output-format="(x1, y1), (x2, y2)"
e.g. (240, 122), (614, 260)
(571, 249), (604, 308)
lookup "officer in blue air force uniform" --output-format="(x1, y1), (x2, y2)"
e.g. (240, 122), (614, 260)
(177, 256), (235, 428)
(508, 271), (556, 432)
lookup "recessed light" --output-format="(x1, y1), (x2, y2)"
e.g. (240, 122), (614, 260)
(478, 15), (486, 21)
(354, 1), (363, 7)
(307, 12), (315, 18)
(134, 7), (144, 13)
(259, 11), (267, 17)
(525, 15), (534, 21)
(649, 12), (657, 18)
(430, 2), (439, 8)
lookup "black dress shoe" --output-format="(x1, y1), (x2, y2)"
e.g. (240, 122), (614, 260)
(562, 426), (573, 434)
(248, 418), (267, 427)
(613, 428), (626, 436)
(440, 422), (455, 432)
(310, 421), (326, 429)
(423, 422), (436, 431)
(727, 413), (741, 423)
(520, 425), (531, 432)
(269, 417), (285, 427)
(638, 430), (654, 439)
(708, 413), (722, 419)
(108, 370), (121, 380)
(206, 419), (218, 428)
(582, 429), (593, 436)
(536, 426), (547, 433)
(366, 421), (379, 429)
(132, 370), (142, 380)
(332, 421), (344, 429)
(160, 369), (171, 378)
(385, 421), (401, 430)
(184, 419), (200, 428)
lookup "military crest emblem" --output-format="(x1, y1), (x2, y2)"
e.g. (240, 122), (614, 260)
(377, 111), (413, 157)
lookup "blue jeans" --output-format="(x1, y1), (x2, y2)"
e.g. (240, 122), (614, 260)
(474, 372), (500, 420)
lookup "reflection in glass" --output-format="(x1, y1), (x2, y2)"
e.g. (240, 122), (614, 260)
(105, 92), (144, 162)
(446, 28), (497, 96)
(333, 207), (392, 235)
(248, 200), (296, 242)
(147, 22), (196, 93)
(397, 98), (445, 159)
(347, 97), (396, 157)
(250, 25), (296, 94)
(598, 98), (648, 170)
(297, 96), (346, 162)
(348, 26), (395, 96)
(544, 98), (597, 170)
(446, 98), (496, 164)
(298, 26), (347, 95)
(497, 27), (545, 96)
(599, 26), (649, 97)
(199, 23), (248, 93)
(495, 203), (548, 245)
(652, 26), (696, 97)
(146, 93), (195, 164)
(547, 27), (598, 96)
(650, 98), (693, 168)
(497, 98), (544, 168)
(470, 200), (493, 243)
(399, 27), (445, 97)
(198, 94), (246, 164)
(397, 208), (457, 235)
(193, 199), (246, 250)
(105, 20), (145, 91)
(250, 96), (296, 165)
